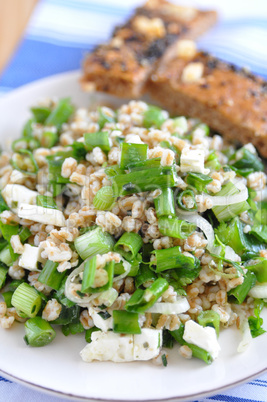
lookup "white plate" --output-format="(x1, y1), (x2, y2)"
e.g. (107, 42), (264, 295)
(0, 71), (266, 402)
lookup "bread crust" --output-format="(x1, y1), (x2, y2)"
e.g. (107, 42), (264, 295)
(148, 52), (267, 157)
(81, 0), (217, 98)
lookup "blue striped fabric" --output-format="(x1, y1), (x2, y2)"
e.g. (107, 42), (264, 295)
(0, 0), (266, 401)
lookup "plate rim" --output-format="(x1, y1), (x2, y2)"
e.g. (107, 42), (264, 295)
(0, 366), (266, 402)
(0, 70), (266, 402)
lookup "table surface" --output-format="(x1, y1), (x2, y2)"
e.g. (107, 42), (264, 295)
(0, 0), (266, 401)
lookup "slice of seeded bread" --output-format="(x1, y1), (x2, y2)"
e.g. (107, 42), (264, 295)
(81, 0), (217, 98)
(147, 51), (267, 157)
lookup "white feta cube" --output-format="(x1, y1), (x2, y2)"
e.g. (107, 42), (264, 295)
(80, 331), (134, 363)
(180, 146), (208, 174)
(183, 320), (221, 360)
(2, 184), (38, 212)
(89, 307), (113, 332)
(133, 328), (162, 361)
(18, 203), (65, 227)
(19, 244), (42, 271)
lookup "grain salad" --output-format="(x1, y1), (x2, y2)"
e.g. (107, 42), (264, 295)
(0, 98), (266, 365)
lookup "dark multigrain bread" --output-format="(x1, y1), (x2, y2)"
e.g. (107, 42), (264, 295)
(148, 51), (267, 157)
(81, 0), (217, 98)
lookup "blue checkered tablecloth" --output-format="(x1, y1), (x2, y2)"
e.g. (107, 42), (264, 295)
(0, 0), (266, 401)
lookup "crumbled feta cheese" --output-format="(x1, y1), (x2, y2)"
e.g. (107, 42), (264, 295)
(2, 184), (38, 212)
(133, 328), (162, 360)
(89, 307), (113, 332)
(183, 320), (221, 360)
(80, 328), (163, 363)
(18, 204), (66, 226)
(80, 331), (134, 363)
(19, 244), (42, 271)
(180, 146), (208, 174)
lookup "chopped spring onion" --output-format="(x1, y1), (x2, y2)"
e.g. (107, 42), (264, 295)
(0, 238), (8, 253)
(228, 271), (256, 304)
(186, 172), (213, 192)
(98, 107), (115, 129)
(31, 106), (51, 123)
(70, 141), (87, 161)
(250, 224), (267, 243)
(125, 278), (169, 313)
(128, 158), (161, 172)
(112, 166), (177, 197)
(65, 262), (122, 307)
(95, 288), (118, 307)
(93, 186), (114, 210)
(85, 326), (101, 343)
(45, 97), (74, 128)
(0, 221), (20, 242)
(84, 131), (110, 152)
(143, 105), (166, 129)
(120, 143), (148, 169)
(114, 255), (141, 277)
(231, 147), (264, 173)
(176, 189), (197, 211)
(113, 258), (132, 283)
(237, 316), (252, 353)
(11, 283), (42, 318)
(212, 181), (249, 222)
(135, 264), (158, 288)
(0, 246), (15, 266)
(197, 310), (220, 337)
(248, 282), (267, 299)
(12, 149), (39, 175)
(0, 193), (9, 213)
(158, 216), (196, 239)
(18, 226), (32, 243)
(255, 202), (267, 225)
(36, 195), (58, 209)
(0, 265), (8, 289)
(152, 246), (198, 273)
(161, 354), (168, 367)
(40, 131), (58, 148)
(162, 330), (174, 349)
(74, 227), (115, 260)
(105, 164), (124, 177)
(114, 232), (143, 261)
(211, 181), (248, 207)
(216, 218), (248, 255)
(62, 322), (84, 336)
(12, 137), (40, 153)
(51, 304), (80, 326)
(47, 156), (70, 184)
(22, 119), (34, 137)
(65, 263), (103, 307)
(205, 151), (221, 171)
(38, 261), (65, 290)
(113, 310), (141, 334)
(146, 297), (190, 314)
(154, 188), (175, 218)
(81, 257), (97, 293)
(81, 257), (114, 294)
(2, 291), (13, 308)
(24, 317), (56, 347)
(244, 258), (267, 282)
